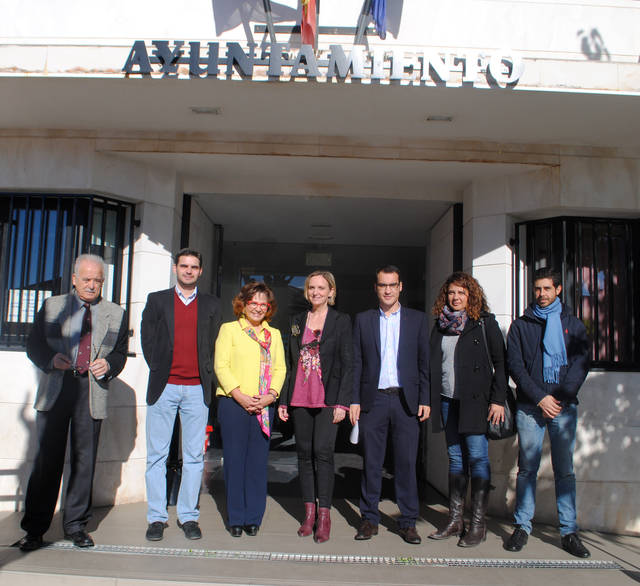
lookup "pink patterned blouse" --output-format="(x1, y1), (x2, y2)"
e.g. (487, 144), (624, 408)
(290, 326), (326, 408)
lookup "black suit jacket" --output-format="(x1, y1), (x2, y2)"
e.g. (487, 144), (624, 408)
(281, 307), (353, 407)
(352, 306), (430, 415)
(141, 288), (221, 406)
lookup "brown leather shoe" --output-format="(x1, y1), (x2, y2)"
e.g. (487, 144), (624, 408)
(354, 520), (378, 540)
(398, 526), (422, 545)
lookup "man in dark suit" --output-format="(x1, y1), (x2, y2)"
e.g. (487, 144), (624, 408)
(18, 254), (128, 551)
(349, 265), (430, 544)
(141, 248), (221, 542)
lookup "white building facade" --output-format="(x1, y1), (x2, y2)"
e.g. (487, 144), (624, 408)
(1, 0), (639, 535)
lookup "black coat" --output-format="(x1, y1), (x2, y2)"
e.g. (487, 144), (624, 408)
(429, 312), (507, 435)
(141, 288), (222, 406)
(282, 307), (353, 408)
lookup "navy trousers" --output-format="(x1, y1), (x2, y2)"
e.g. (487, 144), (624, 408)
(359, 391), (419, 528)
(217, 397), (272, 527)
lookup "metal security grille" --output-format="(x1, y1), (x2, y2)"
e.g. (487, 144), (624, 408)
(514, 216), (640, 369)
(44, 541), (622, 570)
(0, 193), (135, 348)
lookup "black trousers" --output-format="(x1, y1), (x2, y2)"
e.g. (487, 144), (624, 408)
(291, 406), (339, 509)
(21, 373), (102, 536)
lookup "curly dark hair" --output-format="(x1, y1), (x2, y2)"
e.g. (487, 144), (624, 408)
(432, 271), (489, 321)
(232, 281), (277, 321)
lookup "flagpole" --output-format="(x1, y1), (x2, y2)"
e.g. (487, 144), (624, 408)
(262, 0), (277, 44)
(315, 0), (320, 50)
(354, 0), (373, 45)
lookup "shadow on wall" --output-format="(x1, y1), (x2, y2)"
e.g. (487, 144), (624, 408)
(211, 0), (405, 43)
(571, 372), (639, 534)
(498, 371), (640, 535)
(577, 28), (611, 61)
(4, 403), (38, 514)
(212, 0), (297, 41)
(92, 377), (138, 509)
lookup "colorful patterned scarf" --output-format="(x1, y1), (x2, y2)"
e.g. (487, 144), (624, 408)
(438, 305), (468, 335)
(241, 319), (273, 437)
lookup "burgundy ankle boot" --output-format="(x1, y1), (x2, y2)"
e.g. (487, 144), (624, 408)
(297, 502), (316, 537)
(314, 507), (331, 543)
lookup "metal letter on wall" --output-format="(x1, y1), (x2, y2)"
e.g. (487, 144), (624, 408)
(487, 52), (524, 87)
(327, 44), (365, 79)
(189, 42), (219, 77)
(289, 44), (321, 79)
(122, 40), (152, 74)
(225, 42), (256, 78)
(152, 40), (185, 76)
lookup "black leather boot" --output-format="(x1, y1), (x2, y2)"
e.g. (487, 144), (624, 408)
(429, 474), (467, 540)
(458, 477), (490, 547)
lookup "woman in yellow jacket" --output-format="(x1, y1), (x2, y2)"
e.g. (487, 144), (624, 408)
(214, 281), (286, 537)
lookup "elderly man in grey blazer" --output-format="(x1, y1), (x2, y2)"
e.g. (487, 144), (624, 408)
(17, 254), (128, 552)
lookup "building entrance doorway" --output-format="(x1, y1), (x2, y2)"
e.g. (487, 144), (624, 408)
(199, 192), (450, 504)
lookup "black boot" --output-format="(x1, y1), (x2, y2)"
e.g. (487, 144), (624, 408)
(429, 474), (467, 540)
(458, 477), (490, 547)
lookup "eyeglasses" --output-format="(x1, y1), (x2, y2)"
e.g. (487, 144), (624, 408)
(247, 301), (270, 310)
(376, 283), (400, 290)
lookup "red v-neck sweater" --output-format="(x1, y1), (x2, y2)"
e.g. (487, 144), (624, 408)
(168, 292), (200, 385)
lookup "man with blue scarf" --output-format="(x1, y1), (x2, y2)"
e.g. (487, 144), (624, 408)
(505, 268), (590, 557)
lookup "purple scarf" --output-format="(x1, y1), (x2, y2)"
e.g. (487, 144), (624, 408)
(438, 305), (468, 335)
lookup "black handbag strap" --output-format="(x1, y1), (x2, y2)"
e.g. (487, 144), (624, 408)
(479, 318), (495, 375)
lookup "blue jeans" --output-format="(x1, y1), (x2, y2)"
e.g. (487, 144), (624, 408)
(145, 383), (208, 524)
(514, 402), (578, 536)
(441, 397), (490, 479)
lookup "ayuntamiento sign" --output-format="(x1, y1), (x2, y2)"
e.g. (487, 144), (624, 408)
(123, 40), (524, 88)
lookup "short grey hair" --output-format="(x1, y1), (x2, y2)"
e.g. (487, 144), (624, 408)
(74, 253), (106, 275)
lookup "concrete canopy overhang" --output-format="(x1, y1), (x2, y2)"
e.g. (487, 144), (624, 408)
(3, 75), (639, 244)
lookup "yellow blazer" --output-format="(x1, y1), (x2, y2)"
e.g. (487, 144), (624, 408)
(215, 318), (287, 398)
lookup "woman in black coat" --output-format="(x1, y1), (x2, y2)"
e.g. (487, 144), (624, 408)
(429, 272), (507, 547)
(278, 271), (352, 543)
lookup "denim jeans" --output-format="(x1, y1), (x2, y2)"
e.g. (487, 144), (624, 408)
(441, 397), (490, 479)
(514, 402), (578, 536)
(146, 383), (208, 524)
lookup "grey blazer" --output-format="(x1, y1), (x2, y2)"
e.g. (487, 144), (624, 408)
(26, 293), (128, 419)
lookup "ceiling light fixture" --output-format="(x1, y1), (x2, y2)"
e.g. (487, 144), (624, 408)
(189, 106), (222, 115)
(426, 114), (453, 122)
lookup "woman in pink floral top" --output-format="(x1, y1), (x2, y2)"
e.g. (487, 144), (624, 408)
(278, 271), (353, 543)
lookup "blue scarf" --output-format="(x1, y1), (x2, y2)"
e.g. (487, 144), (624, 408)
(532, 298), (567, 384)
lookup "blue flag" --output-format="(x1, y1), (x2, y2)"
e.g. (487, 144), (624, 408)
(370, 0), (386, 40)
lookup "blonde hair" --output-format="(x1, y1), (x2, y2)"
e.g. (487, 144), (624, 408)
(304, 271), (336, 306)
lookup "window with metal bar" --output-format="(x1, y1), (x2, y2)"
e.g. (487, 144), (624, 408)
(514, 217), (640, 370)
(0, 194), (135, 348)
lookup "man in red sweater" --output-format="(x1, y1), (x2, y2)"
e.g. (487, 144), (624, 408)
(141, 249), (221, 541)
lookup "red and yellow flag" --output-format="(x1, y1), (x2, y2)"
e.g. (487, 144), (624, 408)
(301, 0), (317, 47)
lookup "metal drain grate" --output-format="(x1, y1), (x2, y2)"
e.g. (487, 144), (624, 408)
(44, 542), (622, 569)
